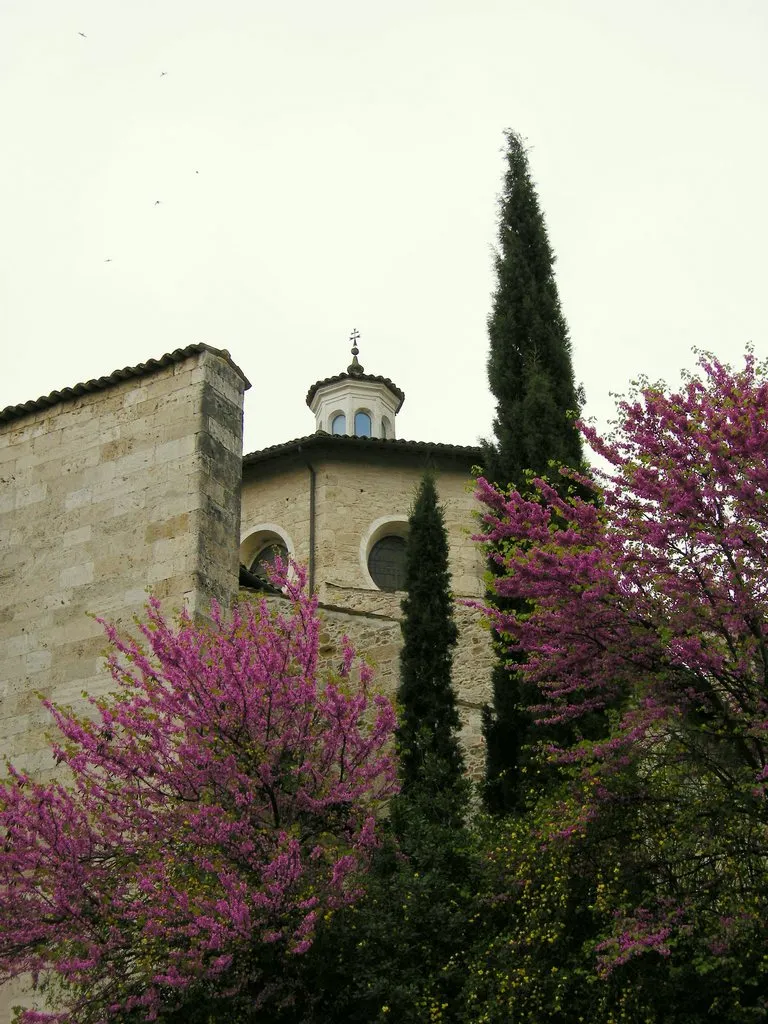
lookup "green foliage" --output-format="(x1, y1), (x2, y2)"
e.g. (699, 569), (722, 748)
(481, 654), (534, 815)
(285, 815), (483, 1024)
(482, 130), (584, 489)
(456, 786), (768, 1024)
(458, 803), (603, 1024)
(397, 473), (465, 813)
(482, 130), (587, 815)
(470, 351), (768, 1020)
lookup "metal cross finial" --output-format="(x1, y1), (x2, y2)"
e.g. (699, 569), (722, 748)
(347, 328), (364, 375)
(350, 328), (360, 357)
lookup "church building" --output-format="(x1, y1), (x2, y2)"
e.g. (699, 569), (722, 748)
(239, 335), (493, 767)
(0, 335), (493, 1021)
(0, 336), (492, 784)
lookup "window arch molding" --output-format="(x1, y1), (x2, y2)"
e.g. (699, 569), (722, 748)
(239, 523), (295, 580)
(360, 515), (410, 591)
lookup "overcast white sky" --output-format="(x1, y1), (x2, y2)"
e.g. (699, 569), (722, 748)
(1, 0), (766, 456)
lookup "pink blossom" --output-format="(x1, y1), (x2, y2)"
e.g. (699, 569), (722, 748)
(475, 350), (768, 967)
(0, 563), (397, 1022)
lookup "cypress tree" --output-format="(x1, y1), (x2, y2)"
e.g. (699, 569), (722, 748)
(277, 484), (480, 1023)
(482, 130), (586, 814)
(483, 130), (584, 486)
(396, 472), (465, 814)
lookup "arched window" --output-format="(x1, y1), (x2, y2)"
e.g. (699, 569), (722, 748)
(354, 410), (372, 437)
(240, 525), (294, 588)
(331, 413), (346, 435)
(249, 541), (288, 581)
(367, 535), (407, 591)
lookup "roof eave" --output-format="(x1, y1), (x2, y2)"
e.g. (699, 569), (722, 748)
(0, 343), (250, 425)
(305, 372), (405, 413)
(243, 432), (482, 468)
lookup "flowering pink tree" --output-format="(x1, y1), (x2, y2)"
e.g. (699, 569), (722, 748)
(475, 351), (768, 998)
(0, 566), (397, 1023)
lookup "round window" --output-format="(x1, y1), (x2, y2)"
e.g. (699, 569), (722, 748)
(367, 535), (407, 591)
(250, 542), (288, 581)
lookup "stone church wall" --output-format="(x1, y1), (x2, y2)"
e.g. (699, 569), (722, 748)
(0, 347), (247, 778)
(241, 451), (493, 777)
(246, 593), (493, 780)
(0, 347), (248, 1023)
(242, 452), (486, 603)
(241, 461), (312, 567)
(313, 456), (484, 599)
(316, 602), (492, 779)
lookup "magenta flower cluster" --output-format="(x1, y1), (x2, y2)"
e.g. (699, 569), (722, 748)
(476, 351), (768, 967)
(0, 565), (398, 1021)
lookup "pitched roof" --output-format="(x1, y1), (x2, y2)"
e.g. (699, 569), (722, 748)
(305, 371), (405, 412)
(243, 431), (482, 467)
(0, 343), (250, 425)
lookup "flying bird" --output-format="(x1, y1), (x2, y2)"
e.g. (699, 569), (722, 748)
(160, 71), (167, 77)
(104, 258), (112, 263)
(78, 31), (87, 37)
(154, 200), (162, 205)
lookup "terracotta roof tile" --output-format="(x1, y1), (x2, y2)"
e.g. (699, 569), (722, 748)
(243, 432), (482, 467)
(305, 372), (405, 412)
(0, 343), (250, 425)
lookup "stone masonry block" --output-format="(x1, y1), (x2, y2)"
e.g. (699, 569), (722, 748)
(14, 482), (47, 509)
(59, 562), (94, 589)
(155, 435), (196, 465)
(145, 512), (191, 544)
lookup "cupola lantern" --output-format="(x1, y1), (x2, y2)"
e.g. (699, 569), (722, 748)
(305, 330), (404, 440)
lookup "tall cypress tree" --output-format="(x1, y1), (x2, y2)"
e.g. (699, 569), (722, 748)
(396, 472), (465, 815)
(482, 130), (586, 815)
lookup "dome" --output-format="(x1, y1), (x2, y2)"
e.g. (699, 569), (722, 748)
(305, 331), (404, 440)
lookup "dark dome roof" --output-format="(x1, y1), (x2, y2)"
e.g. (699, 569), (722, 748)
(243, 432), (481, 466)
(305, 369), (405, 412)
